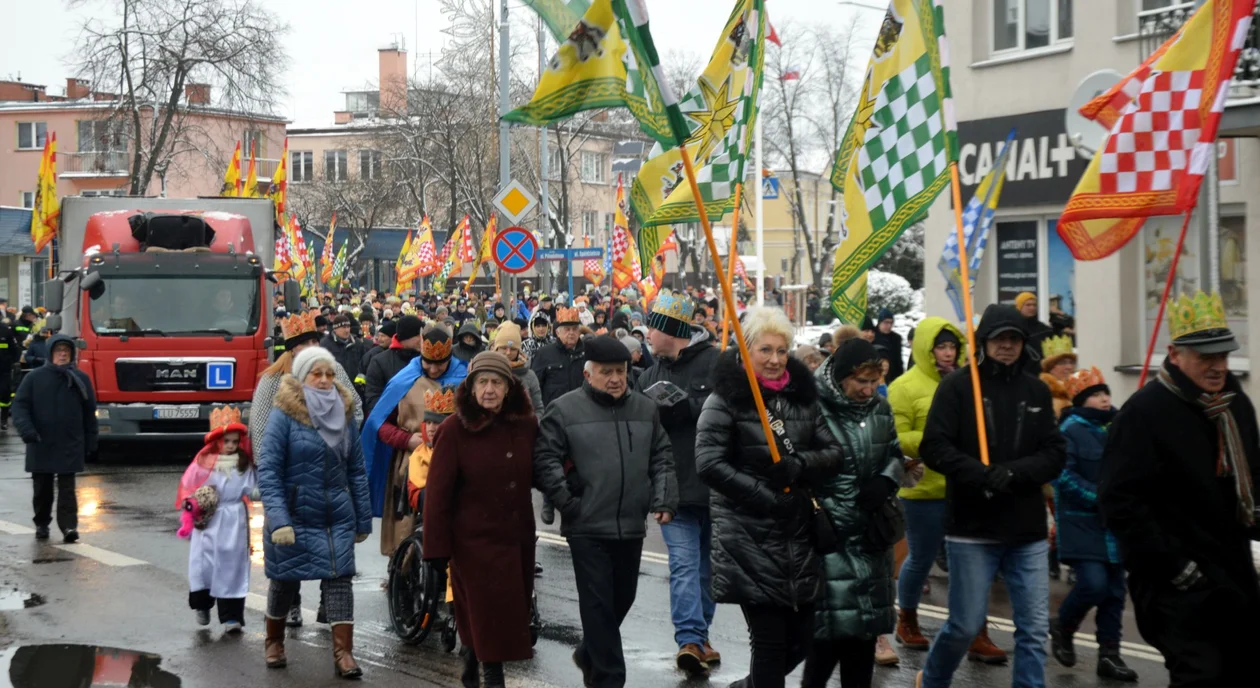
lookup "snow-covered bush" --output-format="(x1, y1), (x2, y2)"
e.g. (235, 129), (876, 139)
(867, 269), (916, 315)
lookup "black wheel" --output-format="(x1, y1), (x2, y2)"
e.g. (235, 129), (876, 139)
(387, 535), (440, 645)
(529, 591), (542, 647)
(440, 605), (458, 653)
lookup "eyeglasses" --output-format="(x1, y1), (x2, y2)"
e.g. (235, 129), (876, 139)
(306, 370), (336, 380)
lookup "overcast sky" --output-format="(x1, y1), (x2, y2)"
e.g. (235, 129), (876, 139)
(2, 0), (882, 127)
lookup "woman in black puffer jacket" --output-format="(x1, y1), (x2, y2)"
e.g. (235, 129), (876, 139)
(696, 307), (842, 688)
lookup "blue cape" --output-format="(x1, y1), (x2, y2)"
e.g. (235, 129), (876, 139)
(360, 355), (468, 517)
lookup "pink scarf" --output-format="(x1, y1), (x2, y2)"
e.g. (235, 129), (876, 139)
(757, 369), (791, 392)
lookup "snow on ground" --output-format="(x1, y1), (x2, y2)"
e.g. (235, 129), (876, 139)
(796, 289), (925, 370)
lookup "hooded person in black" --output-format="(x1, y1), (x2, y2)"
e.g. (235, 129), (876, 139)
(916, 304), (1066, 688)
(1099, 291), (1260, 685)
(453, 322), (486, 362)
(872, 308), (904, 384)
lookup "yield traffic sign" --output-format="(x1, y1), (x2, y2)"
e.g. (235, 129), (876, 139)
(493, 180), (539, 223)
(492, 226), (539, 274)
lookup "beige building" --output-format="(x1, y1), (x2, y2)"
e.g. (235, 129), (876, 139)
(921, 0), (1260, 401)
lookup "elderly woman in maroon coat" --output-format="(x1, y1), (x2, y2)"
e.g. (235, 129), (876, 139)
(423, 351), (538, 688)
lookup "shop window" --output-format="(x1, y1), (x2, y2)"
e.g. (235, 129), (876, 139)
(992, 0), (1073, 54)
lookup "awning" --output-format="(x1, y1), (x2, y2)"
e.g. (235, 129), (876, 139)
(0, 207), (36, 256)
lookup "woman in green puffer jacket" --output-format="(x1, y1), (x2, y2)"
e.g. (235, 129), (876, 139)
(802, 339), (904, 688)
(886, 317), (1003, 660)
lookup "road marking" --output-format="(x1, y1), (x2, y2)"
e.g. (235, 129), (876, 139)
(534, 531), (1167, 663)
(0, 520), (35, 535)
(54, 543), (146, 567)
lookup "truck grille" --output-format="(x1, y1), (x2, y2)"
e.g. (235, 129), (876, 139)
(136, 419), (209, 434)
(115, 360), (207, 392)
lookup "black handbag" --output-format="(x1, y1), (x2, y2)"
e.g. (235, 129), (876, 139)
(863, 496), (906, 552)
(762, 404), (839, 555)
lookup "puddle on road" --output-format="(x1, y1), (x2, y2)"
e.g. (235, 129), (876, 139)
(0, 589), (44, 610)
(2, 644), (180, 687)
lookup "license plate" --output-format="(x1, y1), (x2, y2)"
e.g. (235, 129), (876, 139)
(153, 406), (200, 420)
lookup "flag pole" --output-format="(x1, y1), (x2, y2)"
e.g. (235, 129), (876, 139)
(948, 162), (991, 466)
(678, 146), (782, 466)
(1139, 210), (1194, 387)
(721, 183), (744, 351)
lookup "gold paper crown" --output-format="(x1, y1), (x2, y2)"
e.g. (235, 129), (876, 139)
(421, 331), (453, 361)
(555, 307), (580, 324)
(651, 290), (694, 321)
(209, 405), (243, 432)
(424, 388), (456, 416)
(1065, 367), (1107, 401)
(1169, 290), (1228, 341)
(1040, 335), (1075, 361)
(280, 311), (318, 341)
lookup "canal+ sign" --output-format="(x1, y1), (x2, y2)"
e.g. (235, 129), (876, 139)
(957, 108), (1090, 208)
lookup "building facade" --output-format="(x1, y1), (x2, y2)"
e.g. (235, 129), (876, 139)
(921, 0), (1260, 402)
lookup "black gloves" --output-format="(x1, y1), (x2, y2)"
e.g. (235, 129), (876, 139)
(983, 465), (1015, 495)
(766, 455), (804, 490)
(857, 476), (896, 512)
(770, 491), (808, 520)
(426, 557), (449, 575)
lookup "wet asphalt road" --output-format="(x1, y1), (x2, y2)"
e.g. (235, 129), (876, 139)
(0, 436), (1170, 687)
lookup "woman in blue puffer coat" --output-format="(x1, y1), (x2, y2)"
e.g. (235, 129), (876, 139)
(258, 347), (372, 679)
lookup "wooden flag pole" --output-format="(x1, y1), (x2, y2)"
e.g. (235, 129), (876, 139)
(721, 183), (744, 352)
(947, 162), (991, 466)
(1139, 210), (1194, 387)
(678, 146), (782, 466)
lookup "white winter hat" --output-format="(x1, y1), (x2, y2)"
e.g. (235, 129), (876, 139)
(292, 346), (337, 385)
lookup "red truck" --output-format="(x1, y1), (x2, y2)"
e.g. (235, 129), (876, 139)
(44, 196), (299, 441)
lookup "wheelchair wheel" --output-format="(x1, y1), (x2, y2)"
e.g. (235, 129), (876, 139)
(529, 591), (542, 647)
(440, 605), (458, 653)
(386, 535), (441, 645)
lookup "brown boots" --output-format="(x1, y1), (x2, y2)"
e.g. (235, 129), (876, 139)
(967, 625), (1009, 664)
(265, 616), (287, 669)
(332, 623), (363, 679)
(895, 608), (930, 650)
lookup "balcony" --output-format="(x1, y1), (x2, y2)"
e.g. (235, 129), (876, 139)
(60, 151), (130, 178)
(1139, 2), (1260, 94)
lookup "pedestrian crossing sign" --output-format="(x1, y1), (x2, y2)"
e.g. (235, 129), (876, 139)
(762, 176), (780, 200)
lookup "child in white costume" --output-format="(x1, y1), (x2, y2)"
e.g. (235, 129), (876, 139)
(177, 406), (259, 632)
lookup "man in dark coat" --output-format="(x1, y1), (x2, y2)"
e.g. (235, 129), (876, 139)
(13, 334), (98, 543)
(321, 314), (364, 393)
(360, 319), (395, 375)
(531, 307), (586, 408)
(534, 336), (678, 688)
(872, 307), (904, 383)
(917, 304), (1066, 688)
(632, 292), (720, 675)
(0, 316), (20, 433)
(363, 315), (423, 416)
(1099, 291), (1260, 685)
(452, 322), (486, 362)
(1015, 292), (1053, 376)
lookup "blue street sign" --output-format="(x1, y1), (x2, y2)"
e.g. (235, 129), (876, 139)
(206, 362), (235, 390)
(762, 176), (781, 200)
(539, 247), (604, 261)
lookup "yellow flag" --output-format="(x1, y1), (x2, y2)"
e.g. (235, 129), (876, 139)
(267, 137), (289, 221)
(243, 142), (259, 198)
(220, 142), (242, 197)
(30, 133), (60, 254)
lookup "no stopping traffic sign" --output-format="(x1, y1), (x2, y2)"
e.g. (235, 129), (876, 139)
(492, 227), (539, 274)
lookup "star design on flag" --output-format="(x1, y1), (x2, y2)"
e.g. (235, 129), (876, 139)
(686, 76), (741, 162)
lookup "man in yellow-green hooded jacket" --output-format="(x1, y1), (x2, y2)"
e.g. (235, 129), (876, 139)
(886, 317), (1007, 662)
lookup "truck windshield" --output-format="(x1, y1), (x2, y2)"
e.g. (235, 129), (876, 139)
(90, 275), (261, 336)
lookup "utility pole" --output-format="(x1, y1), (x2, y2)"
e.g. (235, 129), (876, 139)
(498, 0), (510, 187)
(538, 16), (552, 293)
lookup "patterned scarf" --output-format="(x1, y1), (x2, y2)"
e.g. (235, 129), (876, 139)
(1158, 366), (1255, 526)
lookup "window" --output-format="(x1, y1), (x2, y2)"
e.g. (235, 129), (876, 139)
(291, 151), (314, 182)
(242, 129), (265, 157)
(20, 191), (34, 208)
(17, 122), (47, 150)
(992, 0), (1072, 53)
(90, 275), (261, 336)
(360, 150), (382, 180)
(81, 189), (125, 197)
(581, 211), (599, 236)
(77, 120), (124, 152)
(324, 150), (349, 182)
(605, 213), (615, 232)
(547, 146), (564, 180)
(346, 91), (379, 114)
(580, 151), (608, 183)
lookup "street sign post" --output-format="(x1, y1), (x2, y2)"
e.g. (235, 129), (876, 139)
(537, 247), (604, 299)
(492, 226), (539, 274)
(493, 180), (539, 224)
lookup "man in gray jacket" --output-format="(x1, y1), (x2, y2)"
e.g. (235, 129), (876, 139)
(535, 335), (678, 688)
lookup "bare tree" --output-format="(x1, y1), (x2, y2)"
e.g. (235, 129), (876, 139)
(68, 0), (289, 195)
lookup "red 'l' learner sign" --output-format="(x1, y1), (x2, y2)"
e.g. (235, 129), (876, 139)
(492, 227), (538, 274)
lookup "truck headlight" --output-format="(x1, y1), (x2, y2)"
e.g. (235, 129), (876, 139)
(95, 409), (110, 419)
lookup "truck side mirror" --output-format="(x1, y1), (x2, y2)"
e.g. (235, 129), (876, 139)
(43, 279), (64, 312)
(81, 272), (102, 292)
(282, 279), (302, 313)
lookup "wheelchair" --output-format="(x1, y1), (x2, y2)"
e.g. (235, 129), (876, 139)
(386, 497), (542, 650)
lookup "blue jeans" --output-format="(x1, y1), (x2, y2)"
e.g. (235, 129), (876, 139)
(660, 505), (715, 647)
(897, 498), (947, 609)
(1057, 561), (1126, 645)
(922, 540), (1050, 688)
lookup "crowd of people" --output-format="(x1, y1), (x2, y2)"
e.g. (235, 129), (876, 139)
(13, 277), (1260, 687)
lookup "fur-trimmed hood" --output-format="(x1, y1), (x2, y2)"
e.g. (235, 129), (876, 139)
(274, 375), (357, 427)
(454, 374), (536, 432)
(711, 347), (819, 409)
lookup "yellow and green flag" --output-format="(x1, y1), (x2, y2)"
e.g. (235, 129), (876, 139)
(829, 0), (957, 324)
(522, 0), (590, 42)
(329, 242), (348, 290)
(630, 0), (764, 265)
